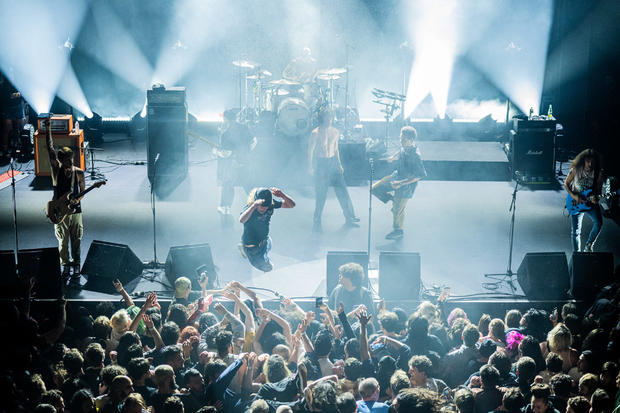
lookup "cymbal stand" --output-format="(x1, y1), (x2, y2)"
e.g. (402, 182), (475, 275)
(9, 154), (20, 278)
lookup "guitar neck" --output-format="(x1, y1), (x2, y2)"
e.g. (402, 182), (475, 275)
(76, 183), (102, 198)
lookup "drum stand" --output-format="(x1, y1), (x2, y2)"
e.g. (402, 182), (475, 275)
(9, 154), (20, 277)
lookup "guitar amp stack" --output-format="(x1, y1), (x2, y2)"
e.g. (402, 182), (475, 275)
(34, 114), (85, 176)
(508, 118), (556, 184)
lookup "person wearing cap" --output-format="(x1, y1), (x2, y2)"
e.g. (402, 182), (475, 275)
(239, 187), (295, 272)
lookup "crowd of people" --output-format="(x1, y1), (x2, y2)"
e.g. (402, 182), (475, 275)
(2, 263), (619, 413)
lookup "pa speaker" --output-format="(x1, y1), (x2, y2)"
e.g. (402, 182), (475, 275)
(379, 251), (421, 301)
(0, 248), (62, 299)
(165, 243), (217, 289)
(326, 251), (369, 295)
(82, 241), (143, 294)
(569, 252), (614, 301)
(517, 252), (569, 300)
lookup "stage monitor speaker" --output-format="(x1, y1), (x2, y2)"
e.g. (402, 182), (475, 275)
(165, 243), (217, 290)
(517, 252), (569, 300)
(326, 251), (369, 295)
(379, 251), (421, 301)
(82, 240), (143, 294)
(569, 252), (614, 301)
(0, 248), (62, 299)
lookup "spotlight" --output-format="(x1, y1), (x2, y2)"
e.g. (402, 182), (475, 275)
(83, 112), (104, 144)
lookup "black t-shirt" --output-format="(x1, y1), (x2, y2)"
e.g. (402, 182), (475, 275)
(241, 200), (282, 245)
(220, 122), (253, 161)
(54, 167), (83, 214)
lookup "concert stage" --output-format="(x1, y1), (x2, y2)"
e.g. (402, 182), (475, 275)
(0, 135), (618, 306)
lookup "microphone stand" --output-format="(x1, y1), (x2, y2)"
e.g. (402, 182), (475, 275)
(9, 154), (20, 278)
(484, 179), (519, 295)
(367, 158), (374, 257)
(146, 155), (161, 277)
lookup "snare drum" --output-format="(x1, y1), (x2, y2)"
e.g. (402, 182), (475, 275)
(276, 97), (310, 137)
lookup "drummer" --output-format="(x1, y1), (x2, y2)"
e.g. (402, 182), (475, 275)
(283, 47), (318, 84)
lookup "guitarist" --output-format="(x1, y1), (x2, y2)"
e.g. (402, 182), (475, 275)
(563, 148), (604, 252)
(45, 117), (85, 276)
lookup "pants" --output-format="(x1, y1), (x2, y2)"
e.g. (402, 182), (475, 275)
(570, 206), (602, 251)
(54, 212), (83, 266)
(219, 159), (251, 207)
(244, 237), (273, 272)
(313, 157), (356, 223)
(372, 175), (411, 230)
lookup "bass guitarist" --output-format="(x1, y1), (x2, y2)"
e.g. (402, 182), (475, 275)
(45, 117), (85, 276)
(563, 148), (604, 252)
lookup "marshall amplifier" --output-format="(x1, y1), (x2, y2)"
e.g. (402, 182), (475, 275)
(509, 119), (556, 182)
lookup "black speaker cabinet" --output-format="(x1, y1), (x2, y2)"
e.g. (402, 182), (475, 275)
(165, 243), (217, 289)
(379, 251), (421, 301)
(147, 104), (188, 184)
(326, 251), (369, 295)
(82, 241), (143, 294)
(510, 120), (555, 179)
(0, 247), (62, 299)
(569, 252), (614, 301)
(517, 252), (569, 300)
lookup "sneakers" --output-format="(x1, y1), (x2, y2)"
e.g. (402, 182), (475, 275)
(583, 242), (595, 252)
(385, 229), (404, 240)
(217, 206), (231, 215)
(344, 216), (361, 227)
(62, 266), (71, 278)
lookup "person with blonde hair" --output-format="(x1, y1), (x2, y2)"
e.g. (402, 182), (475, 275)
(542, 323), (578, 373)
(563, 148), (604, 252)
(415, 301), (440, 325)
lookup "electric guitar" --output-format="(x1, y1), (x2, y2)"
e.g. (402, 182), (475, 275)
(565, 188), (595, 215)
(46, 180), (106, 224)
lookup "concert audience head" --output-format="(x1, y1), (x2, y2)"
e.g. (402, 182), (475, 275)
(198, 312), (218, 333)
(121, 393), (147, 413)
(394, 388), (439, 413)
(545, 352), (564, 375)
(389, 370), (410, 397)
(502, 387), (524, 413)
(167, 304), (188, 329)
(174, 277), (192, 299)
(359, 377), (380, 401)
(578, 373), (599, 399)
(126, 357), (151, 384)
(160, 322), (181, 346)
(462, 324), (480, 347)
(83, 342), (105, 368)
(521, 309), (551, 342)
(519, 335), (546, 371)
(447, 307), (468, 327)
(343, 357), (363, 381)
(489, 350), (511, 377)
(154, 364), (176, 391)
(454, 388), (475, 413)
(488, 319), (506, 342)
(550, 373), (573, 399)
(215, 330), (233, 357)
(311, 380), (338, 413)
(344, 338), (360, 360)
(250, 399), (269, 413)
(68, 389), (94, 413)
(505, 309), (522, 329)
(477, 314), (491, 336)
(590, 388), (612, 413)
(263, 354), (290, 383)
(567, 396), (591, 413)
(529, 384), (551, 413)
(479, 364), (500, 389)
(100, 365), (128, 394)
(379, 311), (401, 334)
(547, 323), (572, 352)
(163, 395), (184, 413)
(516, 356), (537, 384)
(415, 301), (440, 324)
(336, 392), (357, 413)
(408, 356), (432, 386)
(338, 263), (364, 290)
(477, 339), (498, 361)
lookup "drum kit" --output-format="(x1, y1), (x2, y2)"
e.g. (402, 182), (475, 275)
(232, 60), (357, 138)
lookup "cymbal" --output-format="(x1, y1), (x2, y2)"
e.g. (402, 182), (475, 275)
(317, 67), (347, 75)
(268, 78), (301, 86)
(232, 60), (259, 69)
(246, 70), (273, 80)
(316, 73), (341, 81)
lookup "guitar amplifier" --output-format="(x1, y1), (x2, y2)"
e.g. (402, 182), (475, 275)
(147, 86), (187, 106)
(34, 130), (85, 176)
(37, 114), (74, 134)
(509, 119), (556, 182)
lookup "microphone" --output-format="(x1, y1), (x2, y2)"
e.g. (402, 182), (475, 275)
(154, 153), (160, 163)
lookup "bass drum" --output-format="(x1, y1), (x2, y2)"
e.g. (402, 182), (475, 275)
(276, 97), (310, 137)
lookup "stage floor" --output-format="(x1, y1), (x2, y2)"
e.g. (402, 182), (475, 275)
(1, 135), (618, 301)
